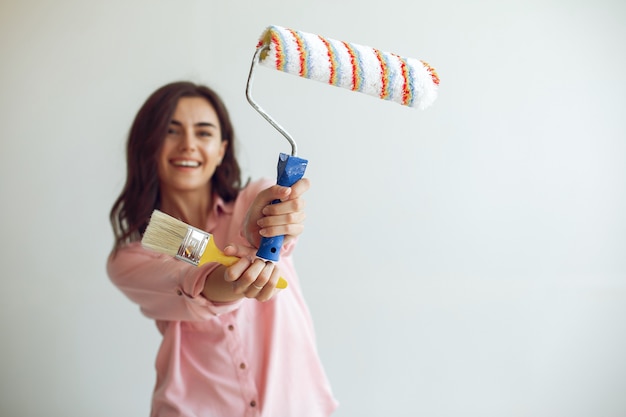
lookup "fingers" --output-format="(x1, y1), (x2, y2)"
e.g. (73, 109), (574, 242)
(222, 251), (282, 302)
(243, 179), (311, 248)
(258, 222), (305, 243)
(244, 261), (281, 302)
(257, 207), (306, 242)
(257, 179), (309, 238)
(288, 177), (310, 199)
(261, 178), (311, 204)
(262, 195), (306, 217)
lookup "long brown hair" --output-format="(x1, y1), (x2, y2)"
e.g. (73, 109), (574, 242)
(110, 81), (243, 251)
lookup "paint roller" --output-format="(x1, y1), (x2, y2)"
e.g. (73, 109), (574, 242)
(246, 25), (440, 262)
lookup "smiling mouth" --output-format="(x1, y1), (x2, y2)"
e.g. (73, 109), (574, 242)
(171, 160), (201, 168)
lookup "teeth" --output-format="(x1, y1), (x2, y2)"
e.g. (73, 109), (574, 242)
(173, 160), (200, 167)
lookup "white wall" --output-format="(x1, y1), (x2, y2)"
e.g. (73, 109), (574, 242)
(1, 0), (625, 416)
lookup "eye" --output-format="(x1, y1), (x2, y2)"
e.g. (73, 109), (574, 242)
(197, 130), (214, 139)
(167, 127), (180, 136)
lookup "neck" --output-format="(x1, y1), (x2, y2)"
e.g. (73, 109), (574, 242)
(159, 188), (213, 230)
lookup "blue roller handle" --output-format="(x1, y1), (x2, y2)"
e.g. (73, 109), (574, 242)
(256, 153), (308, 262)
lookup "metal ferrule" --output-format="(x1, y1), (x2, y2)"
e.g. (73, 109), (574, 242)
(175, 227), (209, 266)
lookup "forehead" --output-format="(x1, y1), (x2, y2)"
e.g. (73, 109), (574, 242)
(171, 96), (219, 125)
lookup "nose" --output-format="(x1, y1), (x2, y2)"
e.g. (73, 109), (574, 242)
(178, 129), (196, 152)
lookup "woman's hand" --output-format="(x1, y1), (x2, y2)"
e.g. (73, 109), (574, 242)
(244, 178), (310, 249)
(221, 244), (283, 302)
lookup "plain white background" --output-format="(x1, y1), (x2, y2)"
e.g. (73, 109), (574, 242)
(1, 0), (625, 416)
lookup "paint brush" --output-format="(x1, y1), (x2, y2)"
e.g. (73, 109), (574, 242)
(142, 210), (288, 289)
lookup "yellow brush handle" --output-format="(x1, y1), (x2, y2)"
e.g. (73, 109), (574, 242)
(198, 238), (288, 289)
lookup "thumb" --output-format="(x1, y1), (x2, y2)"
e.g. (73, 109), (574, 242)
(223, 244), (239, 257)
(223, 243), (255, 262)
(261, 185), (291, 204)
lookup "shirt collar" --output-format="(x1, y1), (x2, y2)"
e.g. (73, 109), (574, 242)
(206, 193), (234, 232)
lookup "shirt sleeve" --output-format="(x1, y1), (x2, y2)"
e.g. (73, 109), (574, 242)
(106, 178), (302, 321)
(107, 243), (242, 320)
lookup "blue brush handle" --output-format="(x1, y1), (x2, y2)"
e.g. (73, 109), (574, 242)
(256, 153), (308, 262)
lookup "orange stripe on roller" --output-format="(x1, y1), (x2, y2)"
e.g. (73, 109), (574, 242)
(374, 49), (389, 100)
(342, 41), (359, 91)
(421, 60), (440, 85)
(393, 54), (411, 106)
(272, 33), (285, 71)
(288, 28), (307, 77)
(319, 36), (337, 85)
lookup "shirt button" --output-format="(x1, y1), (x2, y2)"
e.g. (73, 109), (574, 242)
(228, 325), (234, 331)
(250, 400), (257, 407)
(240, 363), (246, 369)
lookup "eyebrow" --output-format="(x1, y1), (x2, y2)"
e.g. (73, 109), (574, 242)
(170, 119), (217, 128)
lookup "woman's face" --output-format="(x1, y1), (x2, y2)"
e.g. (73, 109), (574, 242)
(157, 96), (227, 198)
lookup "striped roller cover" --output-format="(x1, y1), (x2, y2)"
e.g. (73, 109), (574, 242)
(257, 25), (440, 110)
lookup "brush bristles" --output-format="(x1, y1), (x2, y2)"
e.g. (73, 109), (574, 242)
(142, 210), (191, 256)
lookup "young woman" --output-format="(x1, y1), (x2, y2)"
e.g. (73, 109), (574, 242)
(107, 81), (337, 416)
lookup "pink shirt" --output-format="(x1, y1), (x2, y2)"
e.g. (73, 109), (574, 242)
(107, 179), (338, 417)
